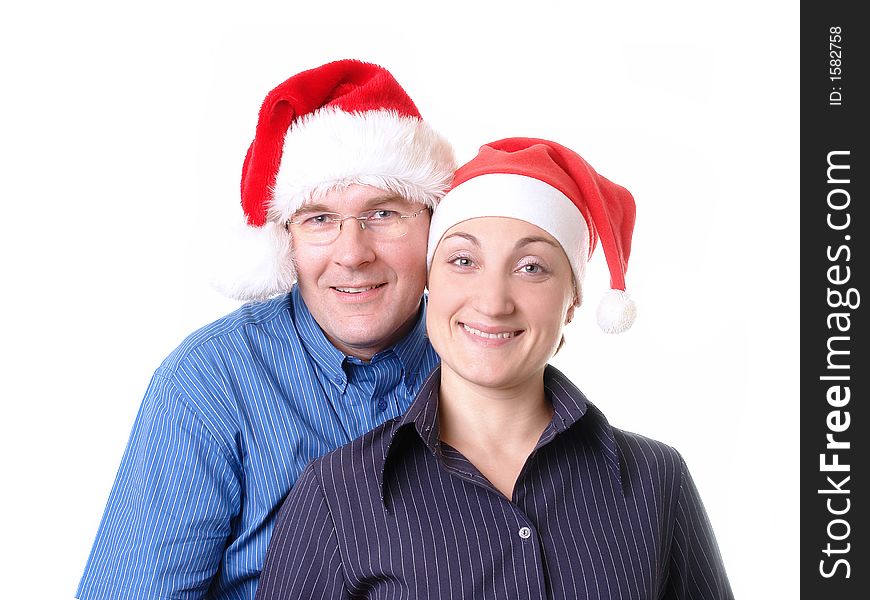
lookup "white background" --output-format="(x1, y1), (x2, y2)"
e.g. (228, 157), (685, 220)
(1, 1), (798, 597)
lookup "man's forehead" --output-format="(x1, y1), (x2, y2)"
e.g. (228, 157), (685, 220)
(297, 192), (417, 214)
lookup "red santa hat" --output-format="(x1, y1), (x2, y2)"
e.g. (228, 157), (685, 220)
(217, 59), (456, 301)
(427, 137), (637, 333)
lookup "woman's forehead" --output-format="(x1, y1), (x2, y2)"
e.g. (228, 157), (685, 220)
(438, 217), (561, 249)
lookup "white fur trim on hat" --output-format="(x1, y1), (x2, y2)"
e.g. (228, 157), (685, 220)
(269, 108), (456, 223)
(427, 173), (590, 285)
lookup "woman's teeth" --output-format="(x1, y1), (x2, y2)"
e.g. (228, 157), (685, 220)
(461, 323), (517, 339)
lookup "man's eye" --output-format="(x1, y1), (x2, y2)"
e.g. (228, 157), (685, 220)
(368, 210), (397, 221)
(305, 214), (334, 226)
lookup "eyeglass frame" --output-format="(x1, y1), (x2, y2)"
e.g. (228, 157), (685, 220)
(284, 206), (431, 242)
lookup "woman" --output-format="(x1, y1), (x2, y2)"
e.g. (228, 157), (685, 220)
(255, 138), (733, 599)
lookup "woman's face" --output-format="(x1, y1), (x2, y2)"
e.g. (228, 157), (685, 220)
(426, 217), (577, 391)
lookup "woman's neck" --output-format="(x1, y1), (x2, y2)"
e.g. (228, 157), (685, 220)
(437, 364), (553, 499)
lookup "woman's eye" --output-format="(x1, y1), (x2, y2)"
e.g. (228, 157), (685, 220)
(518, 262), (547, 274)
(451, 256), (473, 267)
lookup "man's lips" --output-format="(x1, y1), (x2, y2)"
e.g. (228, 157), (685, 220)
(459, 322), (524, 340)
(329, 283), (388, 303)
(331, 283), (386, 294)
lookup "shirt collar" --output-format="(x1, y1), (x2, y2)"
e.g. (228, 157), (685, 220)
(379, 364), (624, 505)
(291, 285), (431, 391)
(291, 286), (348, 389)
(398, 364), (443, 450)
(543, 365), (624, 490)
(389, 295), (432, 387)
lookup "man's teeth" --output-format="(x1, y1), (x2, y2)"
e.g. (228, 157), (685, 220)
(461, 323), (516, 339)
(335, 285), (380, 293)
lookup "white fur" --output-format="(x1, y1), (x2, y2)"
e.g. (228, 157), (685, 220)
(270, 108), (456, 222)
(209, 220), (296, 301)
(596, 289), (637, 334)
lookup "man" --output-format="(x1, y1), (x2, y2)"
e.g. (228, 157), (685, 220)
(77, 59), (455, 600)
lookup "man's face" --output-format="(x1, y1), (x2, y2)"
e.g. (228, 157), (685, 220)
(291, 184), (430, 361)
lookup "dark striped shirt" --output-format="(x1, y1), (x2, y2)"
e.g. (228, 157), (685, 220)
(256, 365), (733, 600)
(77, 287), (438, 600)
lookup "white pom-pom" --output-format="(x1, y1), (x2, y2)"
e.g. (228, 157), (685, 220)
(208, 220), (296, 302)
(596, 289), (637, 334)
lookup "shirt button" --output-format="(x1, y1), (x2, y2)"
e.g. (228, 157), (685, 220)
(518, 527), (532, 539)
(377, 401), (387, 411)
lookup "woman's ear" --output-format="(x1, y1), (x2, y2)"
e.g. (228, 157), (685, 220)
(565, 285), (581, 324)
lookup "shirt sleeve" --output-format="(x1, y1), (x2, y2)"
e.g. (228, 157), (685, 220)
(255, 464), (350, 600)
(77, 370), (242, 600)
(663, 454), (734, 600)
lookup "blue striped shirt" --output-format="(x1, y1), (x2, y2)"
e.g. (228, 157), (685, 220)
(256, 365), (734, 599)
(77, 287), (439, 600)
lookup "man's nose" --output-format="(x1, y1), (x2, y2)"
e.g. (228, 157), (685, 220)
(331, 218), (377, 268)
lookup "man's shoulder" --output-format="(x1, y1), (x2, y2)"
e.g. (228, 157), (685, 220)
(307, 418), (402, 487)
(160, 294), (296, 372)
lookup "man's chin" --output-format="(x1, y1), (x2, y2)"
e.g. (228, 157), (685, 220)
(324, 324), (396, 357)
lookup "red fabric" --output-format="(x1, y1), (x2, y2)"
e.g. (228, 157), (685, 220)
(240, 59), (422, 226)
(451, 138), (636, 292)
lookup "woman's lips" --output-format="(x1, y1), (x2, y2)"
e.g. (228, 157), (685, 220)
(459, 322), (524, 343)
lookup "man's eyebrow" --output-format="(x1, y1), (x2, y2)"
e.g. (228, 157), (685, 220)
(294, 195), (408, 215)
(360, 195), (410, 209)
(293, 203), (334, 214)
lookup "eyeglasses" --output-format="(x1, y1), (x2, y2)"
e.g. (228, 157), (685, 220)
(286, 207), (430, 245)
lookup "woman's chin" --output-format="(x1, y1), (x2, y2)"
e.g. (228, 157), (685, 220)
(441, 360), (528, 391)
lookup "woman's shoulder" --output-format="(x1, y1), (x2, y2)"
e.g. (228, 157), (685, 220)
(608, 426), (688, 483)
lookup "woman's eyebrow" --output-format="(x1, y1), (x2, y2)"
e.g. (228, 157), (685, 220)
(441, 233), (559, 249)
(515, 236), (560, 249)
(442, 232), (480, 246)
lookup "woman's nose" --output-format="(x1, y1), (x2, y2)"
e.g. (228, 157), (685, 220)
(473, 271), (516, 317)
